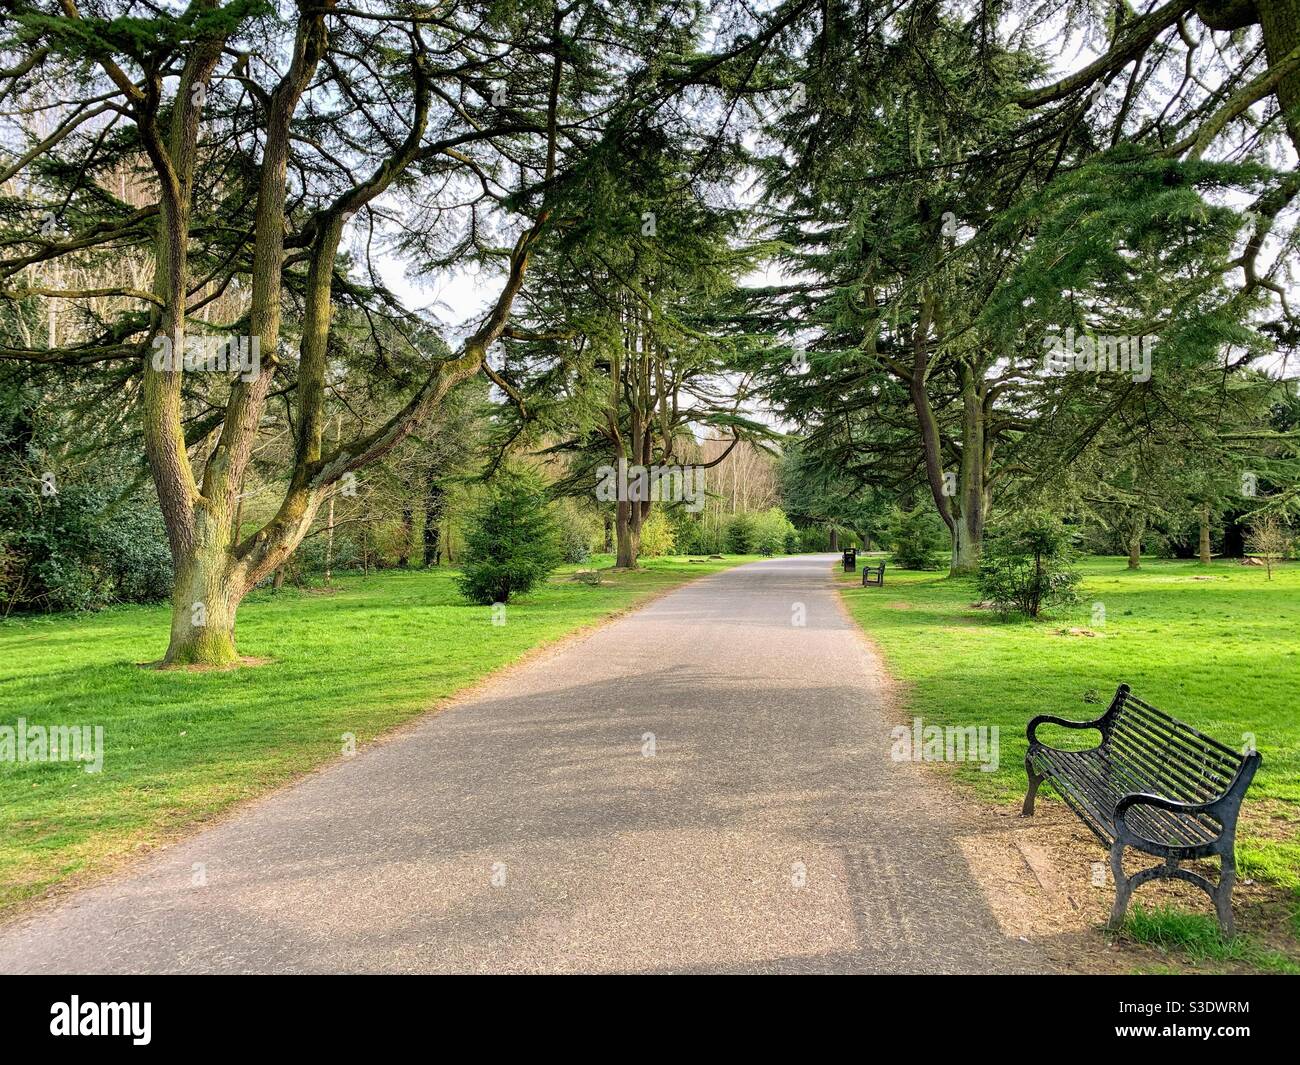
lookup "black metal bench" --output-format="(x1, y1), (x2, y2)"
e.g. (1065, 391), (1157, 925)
(1022, 683), (1260, 935)
(861, 560), (885, 586)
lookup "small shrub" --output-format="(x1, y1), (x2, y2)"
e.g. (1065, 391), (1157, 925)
(297, 531), (360, 574)
(555, 498), (598, 563)
(675, 517), (713, 555)
(752, 507), (796, 556)
(725, 511), (757, 554)
(888, 506), (946, 570)
(456, 467), (562, 604)
(977, 511), (1080, 619)
(563, 537), (592, 565)
(1245, 515), (1291, 580)
(799, 525), (832, 552)
(639, 510), (676, 557)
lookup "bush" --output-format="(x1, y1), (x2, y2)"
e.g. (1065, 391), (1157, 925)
(666, 508), (708, 555)
(977, 511), (1081, 619)
(888, 506), (947, 570)
(784, 528), (801, 554)
(455, 468), (562, 604)
(1246, 515), (1292, 580)
(677, 515), (723, 555)
(0, 480), (173, 613)
(752, 507), (796, 556)
(799, 525), (831, 552)
(296, 530), (360, 574)
(640, 510), (676, 557)
(554, 498), (598, 564)
(725, 511), (757, 554)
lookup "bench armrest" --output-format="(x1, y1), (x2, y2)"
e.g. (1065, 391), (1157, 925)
(1026, 713), (1108, 748)
(1115, 792), (1219, 819)
(1114, 792), (1225, 846)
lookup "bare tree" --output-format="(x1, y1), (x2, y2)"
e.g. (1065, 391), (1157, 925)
(1246, 515), (1291, 579)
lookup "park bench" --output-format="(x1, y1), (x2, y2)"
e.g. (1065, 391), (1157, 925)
(1022, 683), (1260, 936)
(861, 560), (886, 586)
(842, 548), (857, 572)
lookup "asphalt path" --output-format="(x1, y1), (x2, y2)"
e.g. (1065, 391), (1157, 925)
(0, 554), (1051, 973)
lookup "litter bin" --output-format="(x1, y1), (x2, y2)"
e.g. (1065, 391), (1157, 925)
(842, 548), (857, 572)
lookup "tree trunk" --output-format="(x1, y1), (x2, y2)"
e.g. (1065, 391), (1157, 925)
(615, 499), (641, 568)
(398, 507), (413, 567)
(144, 22), (316, 668)
(829, 525), (839, 552)
(951, 511), (983, 575)
(325, 494), (336, 586)
(1199, 506), (1212, 564)
(948, 369), (987, 576)
(1127, 516), (1146, 570)
(906, 300), (985, 576)
(163, 543), (240, 667)
(603, 513), (614, 553)
(1256, 0), (1300, 155)
(423, 475), (445, 566)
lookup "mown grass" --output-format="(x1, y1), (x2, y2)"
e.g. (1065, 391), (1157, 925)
(0, 554), (752, 917)
(836, 554), (1300, 948)
(1122, 905), (1300, 975)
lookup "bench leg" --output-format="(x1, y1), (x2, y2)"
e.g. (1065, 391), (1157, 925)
(1214, 857), (1237, 938)
(1107, 840), (1132, 931)
(1021, 758), (1043, 816)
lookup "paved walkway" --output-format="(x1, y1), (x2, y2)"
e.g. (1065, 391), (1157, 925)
(0, 555), (1051, 973)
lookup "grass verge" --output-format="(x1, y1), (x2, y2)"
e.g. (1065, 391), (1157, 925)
(836, 554), (1300, 969)
(1122, 905), (1300, 975)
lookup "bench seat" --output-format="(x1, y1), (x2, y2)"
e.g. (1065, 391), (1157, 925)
(1030, 746), (1224, 852)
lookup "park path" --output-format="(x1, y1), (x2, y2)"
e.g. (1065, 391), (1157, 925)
(0, 555), (1052, 974)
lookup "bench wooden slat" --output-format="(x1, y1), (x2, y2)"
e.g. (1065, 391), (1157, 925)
(1110, 725), (1239, 791)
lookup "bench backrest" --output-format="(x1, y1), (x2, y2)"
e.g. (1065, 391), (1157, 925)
(1102, 685), (1252, 805)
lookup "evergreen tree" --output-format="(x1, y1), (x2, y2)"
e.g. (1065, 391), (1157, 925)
(456, 467), (562, 605)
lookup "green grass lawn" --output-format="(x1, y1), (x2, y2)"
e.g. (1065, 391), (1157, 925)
(837, 556), (1300, 892)
(0, 554), (752, 917)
